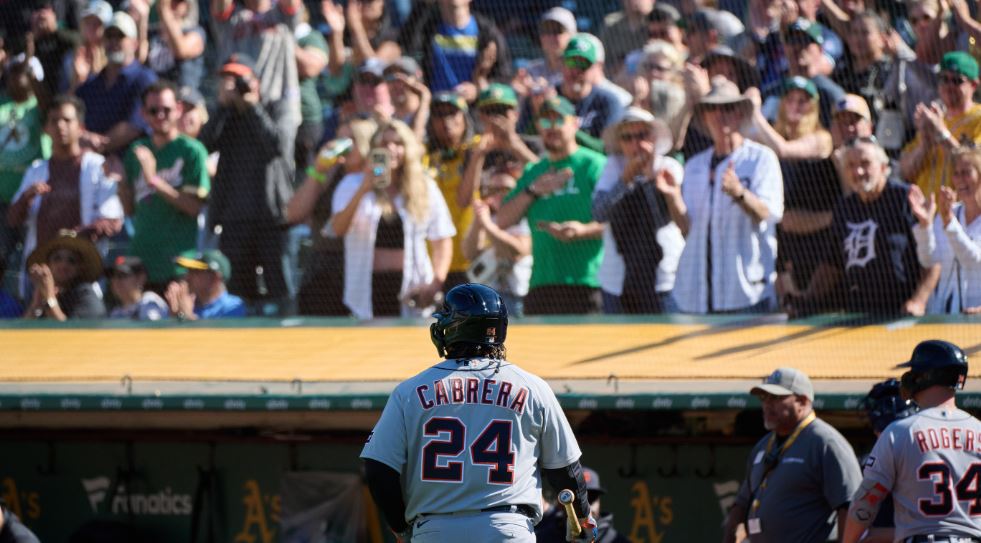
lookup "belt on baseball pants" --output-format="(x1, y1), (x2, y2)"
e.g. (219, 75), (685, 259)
(416, 504), (535, 520)
(904, 536), (981, 543)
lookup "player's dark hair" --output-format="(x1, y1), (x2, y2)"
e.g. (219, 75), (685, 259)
(45, 95), (85, 125)
(446, 343), (507, 360)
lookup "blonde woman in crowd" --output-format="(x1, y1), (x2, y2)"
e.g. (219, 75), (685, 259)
(910, 146), (981, 314)
(328, 119), (455, 319)
(746, 76), (832, 160)
(747, 77), (840, 309)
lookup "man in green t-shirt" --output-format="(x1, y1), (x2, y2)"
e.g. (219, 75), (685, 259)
(497, 96), (607, 315)
(0, 57), (50, 261)
(119, 81), (210, 290)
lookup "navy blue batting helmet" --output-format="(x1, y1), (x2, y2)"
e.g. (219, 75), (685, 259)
(860, 378), (919, 433)
(898, 340), (969, 395)
(430, 283), (508, 358)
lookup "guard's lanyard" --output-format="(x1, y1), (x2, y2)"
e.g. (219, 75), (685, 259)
(750, 411), (817, 515)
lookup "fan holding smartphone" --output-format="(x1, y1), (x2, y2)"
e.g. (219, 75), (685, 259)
(328, 120), (457, 320)
(368, 148), (392, 190)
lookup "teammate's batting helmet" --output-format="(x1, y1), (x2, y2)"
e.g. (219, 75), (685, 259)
(430, 283), (508, 358)
(898, 340), (969, 395)
(860, 378), (919, 433)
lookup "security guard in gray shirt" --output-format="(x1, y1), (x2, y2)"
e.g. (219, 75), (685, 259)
(723, 367), (863, 543)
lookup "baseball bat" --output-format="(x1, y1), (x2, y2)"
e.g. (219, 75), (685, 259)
(558, 488), (581, 537)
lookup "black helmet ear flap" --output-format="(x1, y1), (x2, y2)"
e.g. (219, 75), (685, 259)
(430, 322), (447, 358)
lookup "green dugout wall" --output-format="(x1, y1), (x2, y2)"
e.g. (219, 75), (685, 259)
(0, 437), (774, 542)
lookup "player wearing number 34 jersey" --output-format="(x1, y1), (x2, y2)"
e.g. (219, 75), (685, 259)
(844, 340), (981, 543)
(361, 283), (597, 542)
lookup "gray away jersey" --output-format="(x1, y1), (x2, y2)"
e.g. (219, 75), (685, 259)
(360, 358), (582, 524)
(862, 406), (981, 539)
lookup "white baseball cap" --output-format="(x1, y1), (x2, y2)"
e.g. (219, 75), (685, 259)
(107, 11), (137, 39)
(540, 7), (577, 35)
(609, 107), (673, 156)
(80, 0), (113, 26)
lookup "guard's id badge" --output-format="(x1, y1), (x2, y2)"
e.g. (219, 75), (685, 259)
(747, 518), (762, 534)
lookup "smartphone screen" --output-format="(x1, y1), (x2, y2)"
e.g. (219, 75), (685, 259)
(369, 149), (391, 189)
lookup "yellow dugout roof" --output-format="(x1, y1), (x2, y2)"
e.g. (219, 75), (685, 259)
(2, 317), (977, 383)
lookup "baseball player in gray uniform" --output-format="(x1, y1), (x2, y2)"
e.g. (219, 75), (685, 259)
(844, 340), (981, 543)
(360, 283), (597, 542)
(858, 378), (920, 543)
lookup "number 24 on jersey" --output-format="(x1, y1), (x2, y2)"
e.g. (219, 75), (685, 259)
(421, 417), (515, 485)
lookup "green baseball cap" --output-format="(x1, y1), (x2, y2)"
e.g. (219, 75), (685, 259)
(941, 51), (979, 81)
(563, 35), (598, 64)
(175, 249), (232, 279)
(432, 91), (469, 112)
(540, 95), (576, 117)
(477, 83), (519, 109)
(783, 75), (818, 99)
(784, 18), (824, 45)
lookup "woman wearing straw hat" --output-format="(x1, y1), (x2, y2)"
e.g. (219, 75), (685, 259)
(657, 77), (783, 314)
(593, 107), (684, 314)
(23, 229), (106, 320)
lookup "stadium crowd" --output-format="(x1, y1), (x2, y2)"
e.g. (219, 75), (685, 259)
(0, 0), (979, 320)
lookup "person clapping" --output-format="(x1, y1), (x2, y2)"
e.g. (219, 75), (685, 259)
(909, 146), (981, 314)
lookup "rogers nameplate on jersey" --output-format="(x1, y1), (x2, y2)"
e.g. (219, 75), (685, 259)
(914, 427), (981, 453)
(416, 378), (529, 415)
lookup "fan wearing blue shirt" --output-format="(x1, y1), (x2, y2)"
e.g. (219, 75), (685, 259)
(167, 249), (246, 320)
(399, 0), (511, 96)
(0, 257), (22, 319)
(74, 11), (157, 154)
(430, 14), (479, 93)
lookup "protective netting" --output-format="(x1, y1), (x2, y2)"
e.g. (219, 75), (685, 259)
(0, 0), (979, 321)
